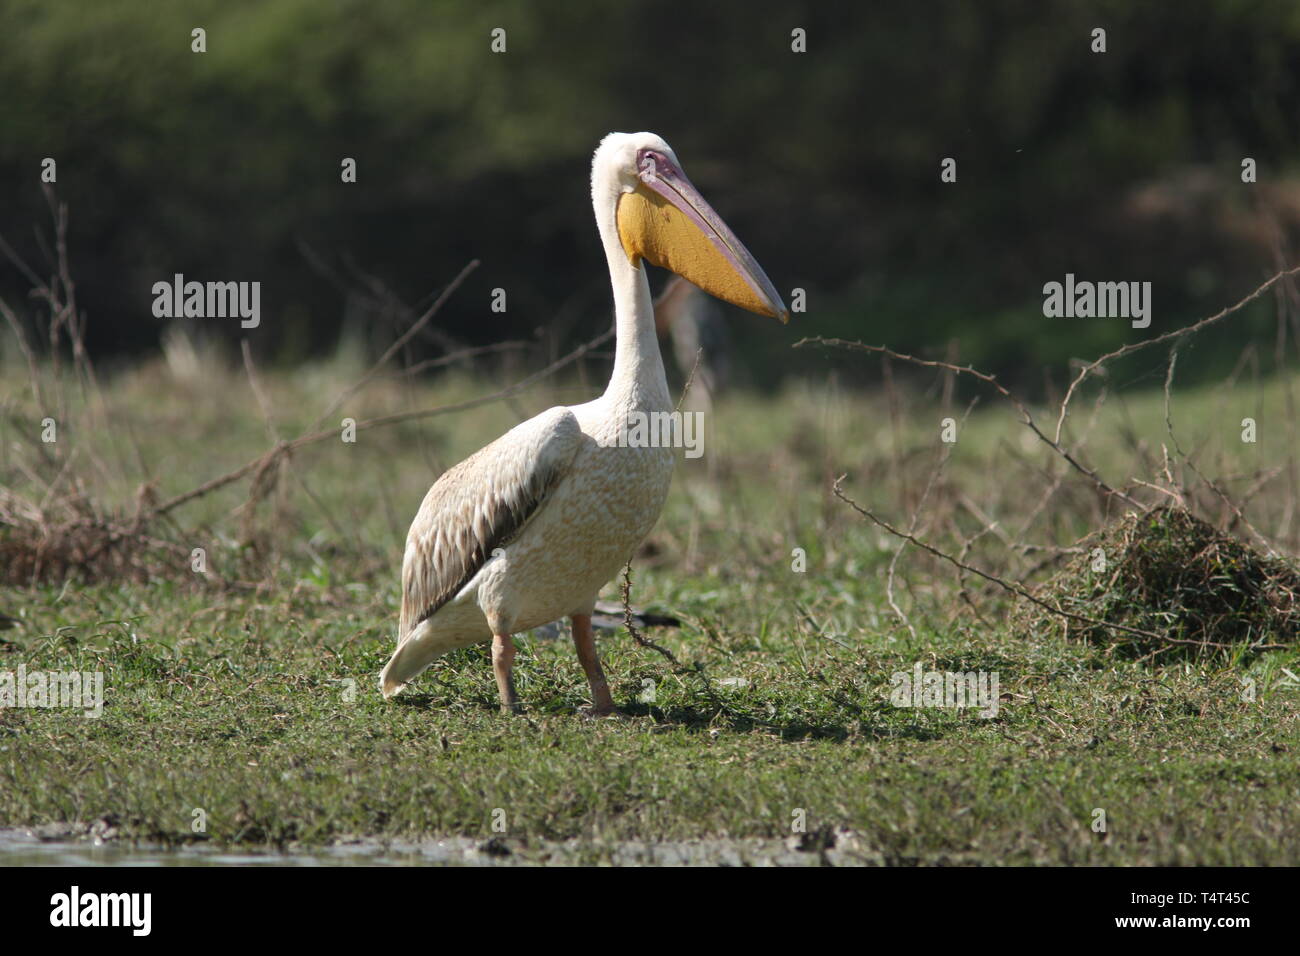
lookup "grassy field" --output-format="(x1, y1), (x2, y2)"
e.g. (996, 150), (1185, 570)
(1, 347), (1299, 864)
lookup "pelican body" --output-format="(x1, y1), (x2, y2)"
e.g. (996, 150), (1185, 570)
(379, 132), (788, 713)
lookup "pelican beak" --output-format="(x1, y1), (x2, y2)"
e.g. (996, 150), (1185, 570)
(617, 148), (789, 323)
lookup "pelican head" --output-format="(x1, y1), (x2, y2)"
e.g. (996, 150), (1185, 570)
(592, 132), (789, 323)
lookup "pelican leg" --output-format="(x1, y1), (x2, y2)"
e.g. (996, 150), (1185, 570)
(492, 633), (520, 714)
(572, 614), (619, 716)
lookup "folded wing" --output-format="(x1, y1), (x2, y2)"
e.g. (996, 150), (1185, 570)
(398, 406), (585, 640)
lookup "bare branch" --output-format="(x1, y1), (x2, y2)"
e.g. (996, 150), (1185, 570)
(829, 474), (1281, 651)
(310, 258), (480, 431)
(796, 336), (1142, 509)
(1055, 265), (1300, 442)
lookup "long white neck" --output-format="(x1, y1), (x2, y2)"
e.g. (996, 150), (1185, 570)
(596, 197), (670, 411)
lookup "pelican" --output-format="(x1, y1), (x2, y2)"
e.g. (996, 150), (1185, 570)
(379, 132), (788, 714)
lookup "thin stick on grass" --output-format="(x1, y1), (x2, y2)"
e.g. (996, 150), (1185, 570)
(796, 337), (1142, 510)
(1161, 342), (1280, 557)
(829, 474), (1287, 651)
(1054, 264), (1300, 444)
(308, 259), (480, 432)
(148, 323), (615, 520)
(387, 340), (533, 377)
(619, 560), (682, 667)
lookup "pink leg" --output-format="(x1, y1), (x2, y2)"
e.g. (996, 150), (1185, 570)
(572, 614), (619, 716)
(492, 633), (520, 714)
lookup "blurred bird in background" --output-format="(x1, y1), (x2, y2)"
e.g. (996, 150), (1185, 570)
(653, 276), (732, 413)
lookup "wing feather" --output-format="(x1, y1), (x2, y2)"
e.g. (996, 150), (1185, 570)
(398, 407), (584, 639)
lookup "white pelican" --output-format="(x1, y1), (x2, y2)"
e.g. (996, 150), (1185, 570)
(379, 132), (788, 714)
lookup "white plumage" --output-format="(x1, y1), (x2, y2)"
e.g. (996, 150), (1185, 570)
(379, 132), (786, 713)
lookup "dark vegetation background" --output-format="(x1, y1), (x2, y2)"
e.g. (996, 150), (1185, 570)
(1, 0), (1298, 391)
(3, 2), (1300, 864)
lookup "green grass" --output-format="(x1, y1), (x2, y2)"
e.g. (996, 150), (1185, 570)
(2, 353), (1299, 863)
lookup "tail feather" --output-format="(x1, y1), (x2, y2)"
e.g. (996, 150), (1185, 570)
(379, 621), (442, 699)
